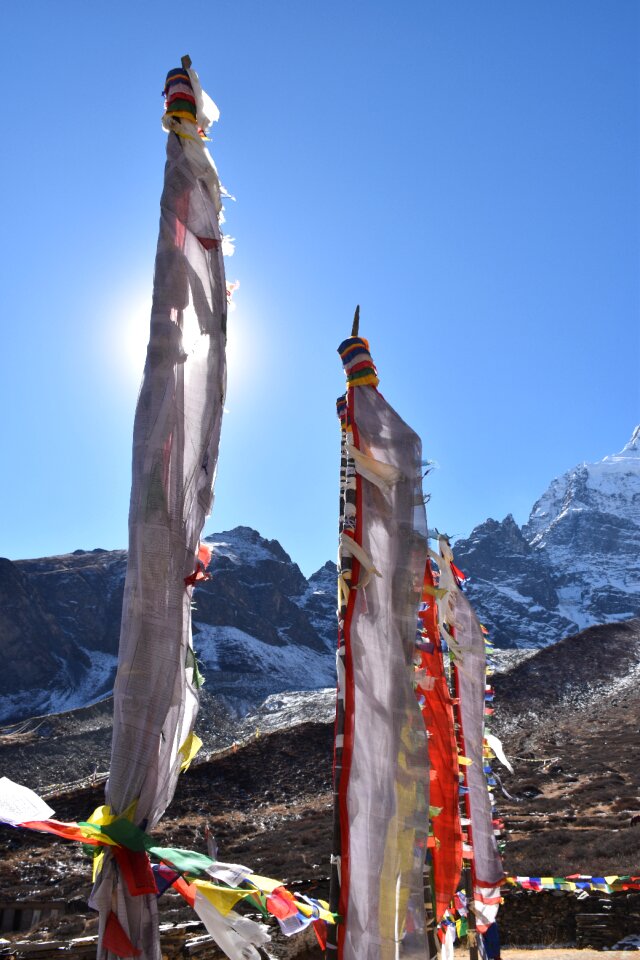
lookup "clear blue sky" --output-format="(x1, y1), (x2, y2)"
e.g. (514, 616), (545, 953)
(2, 1), (638, 576)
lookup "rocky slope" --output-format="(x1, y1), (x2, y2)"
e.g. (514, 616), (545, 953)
(490, 618), (640, 883)
(192, 530), (335, 712)
(0, 620), (639, 954)
(0, 528), (336, 725)
(454, 428), (640, 647)
(0, 551), (119, 723)
(2, 618), (638, 877)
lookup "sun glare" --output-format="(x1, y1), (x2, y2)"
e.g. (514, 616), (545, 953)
(123, 295), (152, 380)
(104, 280), (269, 403)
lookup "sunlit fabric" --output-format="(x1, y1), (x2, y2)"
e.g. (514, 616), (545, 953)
(91, 65), (227, 960)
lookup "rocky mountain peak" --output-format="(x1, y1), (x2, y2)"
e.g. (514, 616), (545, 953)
(307, 560), (338, 588)
(456, 428), (640, 647)
(461, 514), (523, 553)
(524, 429), (640, 545)
(204, 526), (293, 567)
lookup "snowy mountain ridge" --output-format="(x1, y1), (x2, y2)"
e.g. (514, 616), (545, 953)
(0, 428), (638, 723)
(526, 424), (640, 538)
(455, 426), (640, 647)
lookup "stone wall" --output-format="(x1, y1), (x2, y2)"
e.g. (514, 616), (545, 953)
(499, 889), (640, 948)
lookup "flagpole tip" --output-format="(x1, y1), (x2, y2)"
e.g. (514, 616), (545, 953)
(181, 54), (192, 70)
(351, 305), (360, 338)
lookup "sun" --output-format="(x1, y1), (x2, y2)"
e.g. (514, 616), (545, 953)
(105, 278), (262, 401)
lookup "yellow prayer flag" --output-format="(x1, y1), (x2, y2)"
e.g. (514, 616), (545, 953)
(92, 849), (105, 881)
(248, 873), (283, 894)
(423, 584), (448, 599)
(193, 879), (252, 916)
(178, 732), (203, 772)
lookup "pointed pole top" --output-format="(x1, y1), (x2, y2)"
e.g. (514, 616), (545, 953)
(181, 54), (192, 70)
(351, 305), (360, 338)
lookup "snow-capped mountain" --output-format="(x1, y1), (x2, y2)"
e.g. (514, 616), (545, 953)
(455, 427), (640, 647)
(1, 429), (637, 722)
(0, 528), (336, 724)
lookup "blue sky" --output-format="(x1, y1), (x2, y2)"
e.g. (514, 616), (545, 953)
(1, 1), (638, 575)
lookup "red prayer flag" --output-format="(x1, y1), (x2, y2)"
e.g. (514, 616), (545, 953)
(172, 874), (197, 908)
(21, 820), (101, 845)
(314, 919), (328, 949)
(111, 846), (157, 897)
(103, 911), (141, 958)
(266, 885), (299, 920)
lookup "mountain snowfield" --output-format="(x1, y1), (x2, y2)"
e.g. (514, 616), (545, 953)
(0, 429), (637, 723)
(455, 426), (640, 647)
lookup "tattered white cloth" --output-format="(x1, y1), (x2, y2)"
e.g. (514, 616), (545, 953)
(92, 64), (228, 960)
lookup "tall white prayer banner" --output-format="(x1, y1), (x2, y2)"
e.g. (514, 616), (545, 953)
(330, 336), (431, 960)
(92, 62), (228, 960)
(437, 538), (504, 934)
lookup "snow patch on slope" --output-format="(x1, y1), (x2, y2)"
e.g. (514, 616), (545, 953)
(0, 649), (117, 725)
(294, 561), (337, 652)
(240, 688), (336, 736)
(192, 624), (335, 714)
(46, 649), (118, 715)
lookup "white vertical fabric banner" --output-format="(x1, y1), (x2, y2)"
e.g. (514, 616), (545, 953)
(93, 66), (227, 960)
(453, 588), (504, 922)
(336, 338), (431, 960)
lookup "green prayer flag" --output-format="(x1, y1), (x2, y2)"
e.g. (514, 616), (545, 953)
(149, 846), (214, 875)
(91, 818), (151, 852)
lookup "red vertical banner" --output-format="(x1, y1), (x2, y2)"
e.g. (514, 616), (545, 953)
(416, 560), (462, 920)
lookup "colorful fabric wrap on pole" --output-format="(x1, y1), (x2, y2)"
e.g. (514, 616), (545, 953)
(330, 336), (430, 960)
(337, 336), (379, 388)
(163, 68), (198, 124)
(162, 64), (221, 145)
